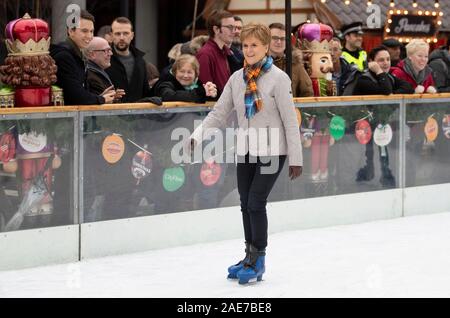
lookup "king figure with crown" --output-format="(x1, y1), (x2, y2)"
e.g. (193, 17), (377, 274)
(0, 14), (62, 231)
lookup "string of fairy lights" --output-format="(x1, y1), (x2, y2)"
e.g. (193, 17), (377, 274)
(314, 0), (444, 44)
(317, 0), (441, 6)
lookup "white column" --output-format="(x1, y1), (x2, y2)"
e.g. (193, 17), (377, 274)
(135, 0), (158, 64)
(51, 0), (86, 44)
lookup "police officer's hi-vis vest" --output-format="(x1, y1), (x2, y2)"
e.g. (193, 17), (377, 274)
(341, 50), (367, 71)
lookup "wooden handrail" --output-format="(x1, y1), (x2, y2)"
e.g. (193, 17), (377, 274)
(1, 94), (450, 115)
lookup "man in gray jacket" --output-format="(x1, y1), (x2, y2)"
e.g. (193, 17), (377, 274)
(429, 39), (450, 93)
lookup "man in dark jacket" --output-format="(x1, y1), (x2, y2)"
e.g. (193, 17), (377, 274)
(338, 22), (368, 95)
(50, 10), (115, 105)
(106, 17), (160, 104)
(353, 45), (413, 95)
(85, 37), (125, 100)
(428, 39), (450, 93)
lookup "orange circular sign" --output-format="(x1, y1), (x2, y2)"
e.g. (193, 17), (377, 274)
(102, 134), (125, 164)
(295, 108), (302, 127)
(424, 117), (438, 142)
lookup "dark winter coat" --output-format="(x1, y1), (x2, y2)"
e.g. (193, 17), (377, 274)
(353, 70), (414, 95)
(106, 46), (152, 103)
(428, 48), (450, 93)
(50, 39), (105, 105)
(153, 72), (207, 103)
(85, 60), (114, 96)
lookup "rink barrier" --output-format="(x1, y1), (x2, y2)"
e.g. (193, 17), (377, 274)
(1, 93), (450, 270)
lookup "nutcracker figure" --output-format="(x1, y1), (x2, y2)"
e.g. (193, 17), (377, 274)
(298, 23), (336, 182)
(0, 14), (62, 231)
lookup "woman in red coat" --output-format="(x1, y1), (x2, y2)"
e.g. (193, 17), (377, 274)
(390, 39), (437, 94)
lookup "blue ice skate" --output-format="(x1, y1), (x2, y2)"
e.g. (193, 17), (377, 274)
(236, 245), (265, 284)
(227, 242), (250, 279)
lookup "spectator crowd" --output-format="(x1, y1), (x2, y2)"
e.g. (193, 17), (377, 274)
(2, 9), (450, 106)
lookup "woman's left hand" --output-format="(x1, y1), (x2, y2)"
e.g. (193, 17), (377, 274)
(203, 81), (217, 98)
(289, 166), (302, 180)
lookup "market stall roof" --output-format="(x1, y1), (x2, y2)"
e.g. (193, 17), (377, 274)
(325, 0), (450, 32)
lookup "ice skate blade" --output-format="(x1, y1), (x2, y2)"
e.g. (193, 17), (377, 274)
(238, 275), (263, 285)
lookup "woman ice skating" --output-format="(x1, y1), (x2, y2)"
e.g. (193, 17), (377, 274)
(190, 23), (303, 284)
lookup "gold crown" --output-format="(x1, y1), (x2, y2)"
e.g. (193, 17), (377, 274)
(5, 37), (51, 56)
(301, 39), (331, 54)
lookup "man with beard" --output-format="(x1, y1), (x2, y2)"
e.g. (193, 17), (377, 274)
(228, 15), (244, 73)
(196, 10), (235, 97)
(106, 17), (160, 103)
(338, 22), (368, 95)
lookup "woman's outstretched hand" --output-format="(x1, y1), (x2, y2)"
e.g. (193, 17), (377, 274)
(289, 166), (302, 180)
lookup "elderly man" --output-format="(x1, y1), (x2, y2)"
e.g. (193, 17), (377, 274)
(85, 37), (125, 101)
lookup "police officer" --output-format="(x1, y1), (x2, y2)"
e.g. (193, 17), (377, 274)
(338, 22), (368, 95)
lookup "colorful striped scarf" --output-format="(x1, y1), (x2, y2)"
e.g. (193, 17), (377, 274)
(243, 55), (273, 119)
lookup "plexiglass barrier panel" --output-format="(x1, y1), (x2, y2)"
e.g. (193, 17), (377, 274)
(82, 102), (401, 221)
(0, 117), (75, 232)
(267, 103), (401, 202)
(82, 110), (240, 222)
(405, 101), (450, 187)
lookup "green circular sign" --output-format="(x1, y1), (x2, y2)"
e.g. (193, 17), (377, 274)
(329, 116), (346, 141)
(162, 167), (185, 192)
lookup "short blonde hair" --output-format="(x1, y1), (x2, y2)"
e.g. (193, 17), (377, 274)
(167, 43), (182, 61)
(240, 23), (271, 46)
(171, 54), (200, 77)
(406, 39), (429, 57)
(189, 35), (209, 55)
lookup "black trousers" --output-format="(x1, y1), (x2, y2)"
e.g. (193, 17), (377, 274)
(236, 154), (286, 250)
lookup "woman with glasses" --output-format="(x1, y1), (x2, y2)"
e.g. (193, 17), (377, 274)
(190, 23), (303, 285)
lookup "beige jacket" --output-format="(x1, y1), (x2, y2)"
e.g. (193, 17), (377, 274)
(191, 64), (303, 166)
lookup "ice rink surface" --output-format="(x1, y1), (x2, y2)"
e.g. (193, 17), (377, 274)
(2, 212), (450, 298)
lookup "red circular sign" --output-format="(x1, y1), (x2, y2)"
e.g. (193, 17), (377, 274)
(355, 119), (372, 145)
(200, 160), (222, 187)
(131, 150), (152, 181)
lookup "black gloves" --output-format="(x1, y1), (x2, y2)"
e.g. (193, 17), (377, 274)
(137, 96), (163, 106)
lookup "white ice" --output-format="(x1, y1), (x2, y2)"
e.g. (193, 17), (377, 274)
(1, 211), (450, 298)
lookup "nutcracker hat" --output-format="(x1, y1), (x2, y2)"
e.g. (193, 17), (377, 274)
(4, 13), (51, 56)
(297, 23), (334, 53)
